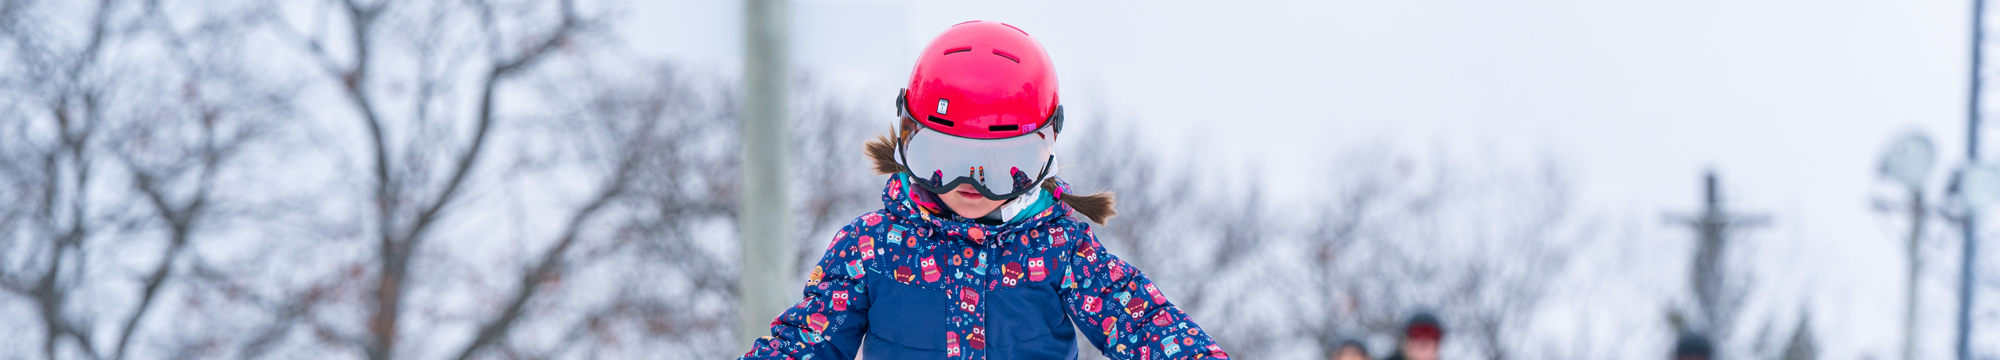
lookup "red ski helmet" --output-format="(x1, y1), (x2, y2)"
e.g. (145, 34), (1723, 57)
(901, 20), (1062, 139)
(896, 20), (1064, 200)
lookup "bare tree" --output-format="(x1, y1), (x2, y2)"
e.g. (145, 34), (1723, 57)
(253, 1), (881, 348)
(259, 0), (600, 358)
(1058, 112), (1196, 271)
(0, 0), (292, 359)
(0, 3), (126, 357)
(465, 58), (743, 359)
(1053, 113), (1280, 358)
(1439, 159), (1579, 360)
(781, 76), (880, 280)
(1295, 145), (1586, 360)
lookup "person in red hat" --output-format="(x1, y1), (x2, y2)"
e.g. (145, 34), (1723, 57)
(1385, 312), (1443, 360)
(736, 20), (1225, 360)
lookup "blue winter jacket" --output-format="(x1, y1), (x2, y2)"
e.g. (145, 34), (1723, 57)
(739, 174), (1227, 360)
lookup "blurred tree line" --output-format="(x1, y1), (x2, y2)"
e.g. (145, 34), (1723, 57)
(0, 0), (1821, 359)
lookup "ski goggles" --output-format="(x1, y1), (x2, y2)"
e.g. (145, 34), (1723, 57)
(895, 94), (1061, 200)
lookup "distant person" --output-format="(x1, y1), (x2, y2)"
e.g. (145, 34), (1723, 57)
(1673, 333), (1713, 360)
(1385, 312), (1444, 360)
(1332, 338), (1372, 360)
(736, 20), (1226, 360)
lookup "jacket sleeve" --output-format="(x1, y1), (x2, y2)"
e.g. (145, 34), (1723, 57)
(739, 220), (873, 360)
(1058, 224), (1229, 359)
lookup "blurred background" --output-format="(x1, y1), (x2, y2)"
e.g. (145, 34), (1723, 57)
(1, 0), (1996, 359)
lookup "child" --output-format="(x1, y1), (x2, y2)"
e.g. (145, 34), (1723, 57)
(738, 20), (1226, 360)
(1333, 339), (1373, 360)
(1384, 313), (1442, 360)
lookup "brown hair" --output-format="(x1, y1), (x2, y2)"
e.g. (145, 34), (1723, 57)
(865, 120), (1116, 224)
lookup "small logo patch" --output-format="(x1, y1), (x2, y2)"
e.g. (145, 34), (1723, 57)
(937, 99), (950, 115)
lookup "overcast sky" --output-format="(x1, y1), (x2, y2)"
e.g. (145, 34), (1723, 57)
(614, 0), (1991, 358)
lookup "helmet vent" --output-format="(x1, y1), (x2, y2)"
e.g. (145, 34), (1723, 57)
(927, 115), (955, 127)
(944, 47), (972, 55)
(1000, 23), (1029, 36)
(991, 50), (1019, 63)
(988, 125), (1018, 132)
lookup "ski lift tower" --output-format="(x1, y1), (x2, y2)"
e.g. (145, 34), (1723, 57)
(1667, 171), (1769, 345)
(1878, 132), (1935, 360)
(1961, 0), (1990, 358)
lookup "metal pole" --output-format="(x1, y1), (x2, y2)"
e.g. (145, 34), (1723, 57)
(1961, 0), (1985, 357)
(1907, 189), (1926, 360)
(739, 0), (793, 350)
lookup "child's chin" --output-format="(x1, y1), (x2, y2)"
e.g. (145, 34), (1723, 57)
(946, 205), (998, 219)
(941, 201), (998, 219)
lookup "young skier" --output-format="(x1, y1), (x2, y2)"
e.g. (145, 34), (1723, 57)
(738, 20), (1227, 360)
(1332, 338), (1373, 360)
(1384, 313), (1443, 360)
